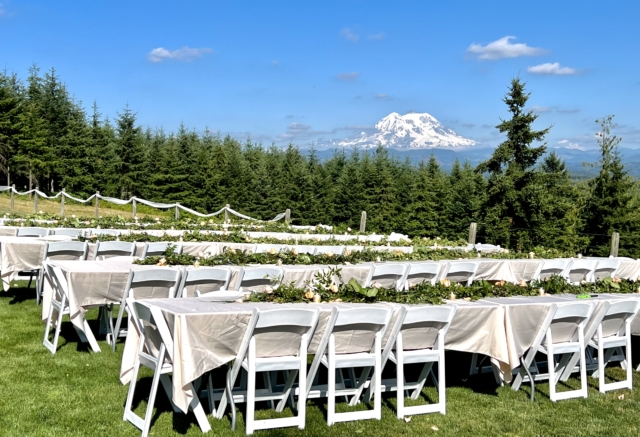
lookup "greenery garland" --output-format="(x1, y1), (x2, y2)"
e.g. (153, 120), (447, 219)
(247, 270), (640, 306)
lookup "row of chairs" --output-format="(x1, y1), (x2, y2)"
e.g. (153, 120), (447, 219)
(34, 241), (183, 304)
(532, 258), (622, 284)
(365, 258), (626, 292)
(121, 275), (458, 436)
(470, 298), (640, 402)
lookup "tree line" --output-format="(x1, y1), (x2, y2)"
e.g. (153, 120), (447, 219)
(0, 66), (638, 256)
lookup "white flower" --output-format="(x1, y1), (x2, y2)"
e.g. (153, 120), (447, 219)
(38, 210), (43, 214)
(264, 285), (273, 294)
(269, 248), (277, 255)
(441, 278), (451, 287)
(71, 214), (76, 218)
(329, 284), (339, 293)
(325, 251), (334, 257)
(193, 261), (200, 268)
(347, 227), (352, 232)
(372, 281), (382, 289)
(155, 217), (159, 221)
(198, 251), (205, 258)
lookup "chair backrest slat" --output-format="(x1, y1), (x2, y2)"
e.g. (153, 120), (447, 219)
(94, 241), (136, 259)
(16, 227), (49, 237)
(45, 241), (88, 260)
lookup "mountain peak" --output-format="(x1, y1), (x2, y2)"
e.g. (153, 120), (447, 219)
(338, 112), (476, 149)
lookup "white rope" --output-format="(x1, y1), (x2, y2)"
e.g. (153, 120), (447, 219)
(0, 186), (285, 222)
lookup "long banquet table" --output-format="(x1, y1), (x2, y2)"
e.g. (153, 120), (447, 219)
(119, 293), (640, 413)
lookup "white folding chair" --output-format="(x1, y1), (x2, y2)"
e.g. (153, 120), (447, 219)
(42, 262), (100, 353)
(52, 228), (83, 238)
(402, 262), (442, 289)
(16, 226), (49, 237)
(592, 259), (623, 281)
(254, 244), (289, 254)
(36, 241), (88, 304)
(365, 263), (408, 291)
(290, 246), (317, 255)
(141, 242), (183, 258)
(440, 261), (479, 286)
(382, 305), (457, 418)
(111, 268), (182, 351)
(531, 259), (570, 282)
(123, 299), (211, 437)
(512, 302), (595, 401)
(316, 246), (345, 256)
(94, 240), (136, 260)
(220, 308), (320, 434)
(589, 300), (640, 392)
(235, 267), (284, 293)
(178, 267), (233, 299)
(562, 259), (598, 284)
(318, 306), (392, 425)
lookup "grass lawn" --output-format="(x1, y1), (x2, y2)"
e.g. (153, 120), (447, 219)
(1, 282), (639, 436)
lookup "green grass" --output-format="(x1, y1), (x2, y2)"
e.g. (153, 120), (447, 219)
(1, 283), (639, 436)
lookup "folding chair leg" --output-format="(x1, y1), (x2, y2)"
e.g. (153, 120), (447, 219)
(520, 355), (535, 402)
(275, 369), (298, 413)
(410, 363), (433, 400)
(327, 337), (336, 426)
(113, 303), (127, 352)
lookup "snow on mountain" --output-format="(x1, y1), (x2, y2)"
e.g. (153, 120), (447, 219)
(337, 112), (476, 149)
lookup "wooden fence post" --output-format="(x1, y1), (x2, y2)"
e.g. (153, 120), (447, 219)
(60, 188), (65, 216)
(224, 204), (230, 222)
(10, 184), (14, 210)
(285, 208), (291, 224)
(610, 232), (620, 257)
(34, 187), (38, 213)
(132, 198), (137, 219)
(359, 211), (367, 233)
(95, 191), (100, 218)
(468, 222), (477, 245)
(175, 203), (180, 220)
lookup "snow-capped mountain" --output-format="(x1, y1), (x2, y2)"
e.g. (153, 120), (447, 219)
(336, 112), (476, 149)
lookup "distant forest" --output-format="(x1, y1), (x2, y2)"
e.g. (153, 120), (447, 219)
(0, 67), (639, 256)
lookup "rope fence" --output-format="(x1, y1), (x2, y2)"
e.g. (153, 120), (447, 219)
(0, 185), (287, 222)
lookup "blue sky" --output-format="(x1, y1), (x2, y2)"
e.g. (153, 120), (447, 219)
(1, 0), (639, 149)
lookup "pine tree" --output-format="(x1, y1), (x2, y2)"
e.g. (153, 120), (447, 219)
(405, 159), (439, 238)
(477, 78), (550, 250)
(0, 71), (23, 185)
(583, 116), (640, 256)
(445, 159), (486, 240)
(536, 151), (586, 251)
(110, 106), (146, 198)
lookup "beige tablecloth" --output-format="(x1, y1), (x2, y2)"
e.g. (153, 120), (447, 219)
(120, 300), (485, 413)
(0, 235), (72, 290)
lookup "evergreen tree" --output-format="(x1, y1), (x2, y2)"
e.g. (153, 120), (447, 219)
(583, 116), (640, 256)
(110, 106), (146, 198)
(477, 78), (550, 250)
(445, 159), (486, 240)
(405, 159), (439, 238)
(0, 71), (23, 185)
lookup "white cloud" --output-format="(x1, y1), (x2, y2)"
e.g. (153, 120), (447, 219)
(336, 72), (360, 82)
(557, 139), (585, 150)
(467, 36), (547, 60)
(148, 47), (213, 63)
(340, 28), (359, 42)
(527, 62), (579, 75)
(368, 33), (385, 41)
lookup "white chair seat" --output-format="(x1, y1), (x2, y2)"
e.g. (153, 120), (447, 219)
(390, 348), (439, 364)
(245, 356), (304, 372)
(321, 352), (377, 368)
